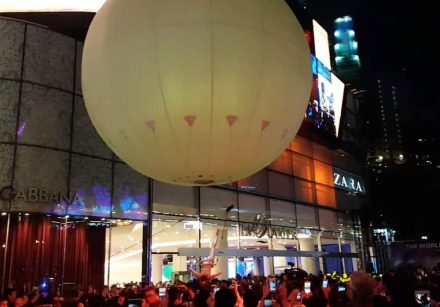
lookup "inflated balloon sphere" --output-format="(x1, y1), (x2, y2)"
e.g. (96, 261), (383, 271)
(82, 0), (311, 186)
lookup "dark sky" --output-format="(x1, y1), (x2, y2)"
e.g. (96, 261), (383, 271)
(290, 0), (439, 77)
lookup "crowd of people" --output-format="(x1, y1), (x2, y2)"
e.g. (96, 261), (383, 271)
(1, 264), (440, 307)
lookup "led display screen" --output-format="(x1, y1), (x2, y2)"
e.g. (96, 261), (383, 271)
(330, 73), (345, 137)
(312, 20), (332, 70)
(306, 59), (345, 138)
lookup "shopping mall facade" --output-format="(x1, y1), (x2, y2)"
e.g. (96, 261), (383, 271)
(0, 16), (367, 292)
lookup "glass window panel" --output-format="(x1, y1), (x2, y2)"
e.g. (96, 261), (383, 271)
(269, 199), (296, 227)
(294, 178), (316, 204)
(237, 169), (268, 194)
(318, 209), (338, 231)
(69, 154), (112, 217)
(312, 142), (331, 164)
(200, 219), (238, 249)
(23, 25), (75, 91)
(12, 146), (69, 215)
(268, 171), (294, 199)
(75, 42), (83, 95)
(72, 96), (112, 158)
(106, 221), (143, 285)
(316, 183), (336, 208)
(200, 187), (238, 221)
(338, 212), (355, 230)
(238, 193), (267, 223)
(0, 80), (19, 142)
(0, 19), (25, 79)
(268, 151), (293, 174)
(19, 84), (72, 150)
(335, 189), (363, 211)
(296, 204), (317, 229)
(151, 215), (200, 253)
(290, 135), (313, 157)
(112, 163), (148, 220)
(153, 181), (196, 216)
(292, 152), (314, 180)
(0, 144), (14, 212)
(314, 160), (333, 186)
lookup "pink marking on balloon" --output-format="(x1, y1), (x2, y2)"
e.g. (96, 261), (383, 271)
(226, 115), (238, 126)
(261, 120), (271, 131)
(184, 115), (197, 127)
(146, 120), (156, 131)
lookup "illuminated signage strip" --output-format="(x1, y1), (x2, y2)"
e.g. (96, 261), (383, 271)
(333, 168), (366, 194)
(0, 0), (107, 12)
(178, 248), (359, 258)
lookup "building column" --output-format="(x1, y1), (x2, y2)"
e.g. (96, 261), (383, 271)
(298, 238), (318, 275)
(212, 229), (228, 279)
(272, 241), (287, 273)
(317, 234), (324, 273)
(173, 255), (188, 273)
(151, 254), (163, 284)
(338, 236), (346, 273)
(263, 256), (273, 276)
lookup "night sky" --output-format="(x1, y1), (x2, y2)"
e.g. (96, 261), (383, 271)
(302, 0), (440, 240)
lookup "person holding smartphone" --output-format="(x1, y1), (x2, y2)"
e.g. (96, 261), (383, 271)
(301, 277), (326, 307)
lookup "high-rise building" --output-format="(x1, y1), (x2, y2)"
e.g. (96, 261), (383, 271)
(333, 16), (361, 82)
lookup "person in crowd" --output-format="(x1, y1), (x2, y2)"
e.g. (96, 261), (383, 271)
(142, 287), (166, 307)
(5, 288), (17, 307)
(214, 280), (236, 307)
(26, 289), (40, 307)
(13, 297), (26, 307)
(1, 298), (8, 307)
(302, 276), (326, 307)
(52, 288), (64, 307)
(112, 294), (127, 307)
(99, 286), (112, 307)
(64, 289), (85, 307)
(346, 271), (377, 307)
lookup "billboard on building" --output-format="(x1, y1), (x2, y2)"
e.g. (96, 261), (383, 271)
(313, 20), (332, 70)
(331, 73), (345, 137)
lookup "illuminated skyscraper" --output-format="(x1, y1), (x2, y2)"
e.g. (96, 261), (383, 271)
(333, 16), (361, 81)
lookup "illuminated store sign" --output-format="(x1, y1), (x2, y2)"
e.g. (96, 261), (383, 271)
(333, 168), (365, 194)
(0, 186), (79, 204)
(0, 0), (106, 12)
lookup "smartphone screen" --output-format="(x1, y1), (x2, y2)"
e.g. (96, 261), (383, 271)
(322, 280), (328, 288)
(159, 288), (166, 297)
(269, 279), (276, 291)
(296, 292), (302, 301)
(338, 285), (346, 292)
(304, 281), (311, 294)
(263, 299), (272, 307)
(415, 290), (431, 306)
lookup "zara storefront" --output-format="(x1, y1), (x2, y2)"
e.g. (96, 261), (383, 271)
(0, 17), (365, 292)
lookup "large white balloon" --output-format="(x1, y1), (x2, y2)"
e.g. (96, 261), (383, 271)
(82, 0), (311, 186)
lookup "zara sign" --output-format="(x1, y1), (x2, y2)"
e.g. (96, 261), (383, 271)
(333, 168), (366, 195)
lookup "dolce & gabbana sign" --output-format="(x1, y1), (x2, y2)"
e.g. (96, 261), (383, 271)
(0, 186), (79, 205)
(333, 168), (366, 195)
